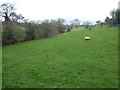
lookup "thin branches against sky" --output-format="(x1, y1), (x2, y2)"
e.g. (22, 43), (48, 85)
(0, 0), (119, 22)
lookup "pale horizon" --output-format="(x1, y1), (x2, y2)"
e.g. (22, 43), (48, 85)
(0, 0), (119, 23)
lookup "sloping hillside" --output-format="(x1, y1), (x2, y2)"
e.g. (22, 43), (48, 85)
(2, 26), (118, 88)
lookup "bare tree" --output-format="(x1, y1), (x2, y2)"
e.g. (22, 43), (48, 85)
(73, 19), (80, 27)
(110, 9), (116, 20)
(96, 20), (101, 25)
(0, 3), (15, 23)
(57, 18), (65, 24)
(10, 13), (24, 22)
(57, 18), (66, 33)
(83, 21), (92, 28)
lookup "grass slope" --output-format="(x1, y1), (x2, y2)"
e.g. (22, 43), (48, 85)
(0, 46), (2, 89)
(0, 22), (2, 89)
(2, 26), (118, 88)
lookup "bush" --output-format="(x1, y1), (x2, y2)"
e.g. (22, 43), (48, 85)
(2, 22), (15, 45)
(25, 23), (36, 41)
(2, 19), (67, 45)
(35, 22), (59, 39)
(2, 22), (26, 45)
(13, 25), (26, 42)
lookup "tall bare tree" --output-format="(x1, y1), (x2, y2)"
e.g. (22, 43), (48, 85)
(73, 19), (80, 27)
(0, 3), (15, 23)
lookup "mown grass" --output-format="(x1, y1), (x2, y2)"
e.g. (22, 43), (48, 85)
(2, 26), (118, 88)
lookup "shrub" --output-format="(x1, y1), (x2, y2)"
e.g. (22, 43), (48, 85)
(2, 22), (26, 45)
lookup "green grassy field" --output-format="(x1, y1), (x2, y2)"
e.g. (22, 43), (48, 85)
(0, 46), (2, 90)
(2, 26), (118, 88)
(0, 22), (2, 89)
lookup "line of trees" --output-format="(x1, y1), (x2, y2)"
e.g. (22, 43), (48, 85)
(2, 18), (67, 45)
(95, 9), (120, 27)
(1, 3), (84, 46)
(0, 3), (71, 46)
(1, 3), (119, 45)
(105, 9), (120, 26)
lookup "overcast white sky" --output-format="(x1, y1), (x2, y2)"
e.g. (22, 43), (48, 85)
(0, 0), (119, 23)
